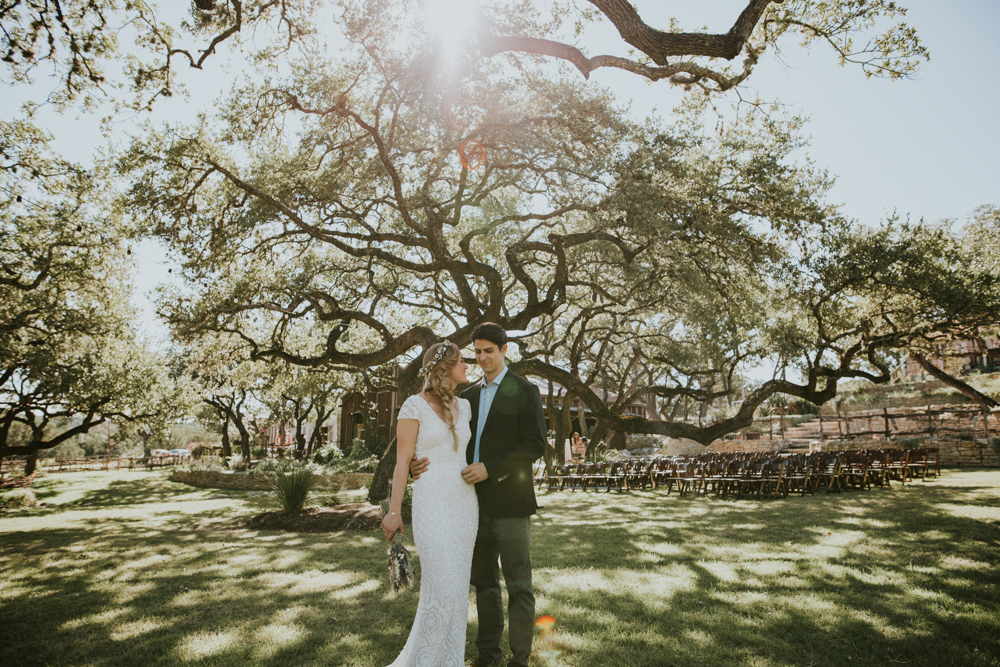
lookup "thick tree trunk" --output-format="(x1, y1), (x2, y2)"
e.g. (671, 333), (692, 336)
(220, 414), (232, 459)
(368, 356), (425, 506)
(367, 437), (397, 504)
(137, 431), (152, 466)
(555, 391), (575, 460)
(235, 427), (251, 462)
(912, 353), (998, 408)
(307, 401), (328, 458)
(646, 370), (661, 422)
(294, 417), (306, 460)
(23, 448), (38, 476)
(586, 420), (611, 461)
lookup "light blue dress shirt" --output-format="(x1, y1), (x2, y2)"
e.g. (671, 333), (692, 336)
(473, 365), (508, 463)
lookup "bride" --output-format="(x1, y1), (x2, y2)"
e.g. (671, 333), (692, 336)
(381, 341), (479, 667)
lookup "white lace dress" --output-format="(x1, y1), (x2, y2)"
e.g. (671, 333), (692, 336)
(387, 395), (479, 667)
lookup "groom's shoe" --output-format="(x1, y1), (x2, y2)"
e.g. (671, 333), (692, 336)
(469, 656), (501, 667)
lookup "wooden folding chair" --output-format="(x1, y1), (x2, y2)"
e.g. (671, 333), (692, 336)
(678, 463), (708, 496)
(843, 452), (874, 490)
(625, 458), (654, 490)
(758, 459), (789, 499)
(814, 454), (843, 493)
(546, 463), (571, 491)
(714, 461), (745, 498)
(884, 449), (910, 484)
(867, 451), (891, 488)
(566, 463), (590, 491)
(906, 448), (929, 481)
(783, 455), (816, 496)
(604, 460), (628, 492)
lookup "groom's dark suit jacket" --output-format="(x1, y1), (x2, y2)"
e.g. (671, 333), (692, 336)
(462, 370), (546, 519)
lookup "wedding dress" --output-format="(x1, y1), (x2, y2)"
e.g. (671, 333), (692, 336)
(388, 395), (478, 667)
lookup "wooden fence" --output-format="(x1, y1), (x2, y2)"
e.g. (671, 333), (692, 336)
(0, 455), (189, 476)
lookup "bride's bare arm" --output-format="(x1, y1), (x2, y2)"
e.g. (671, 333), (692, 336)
(381, 417), (417, 542)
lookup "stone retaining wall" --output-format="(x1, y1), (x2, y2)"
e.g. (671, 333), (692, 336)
(939, 440), (1000, 466)
(171, 469), (371, 492)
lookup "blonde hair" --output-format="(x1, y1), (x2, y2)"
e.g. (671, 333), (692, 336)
(421, 341), (461, 451)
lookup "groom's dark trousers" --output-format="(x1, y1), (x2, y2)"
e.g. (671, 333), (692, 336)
(463, 370), (547, 667)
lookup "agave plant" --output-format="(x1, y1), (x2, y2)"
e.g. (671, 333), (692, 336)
(269, 466), (314, 514)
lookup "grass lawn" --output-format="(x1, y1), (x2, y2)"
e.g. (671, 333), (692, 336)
(1, 468), (999, 667)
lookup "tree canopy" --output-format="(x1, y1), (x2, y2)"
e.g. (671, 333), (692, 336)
(3, 1), (990, 455)
(111, 1), (997, 446)
(0, 120), (172, 465)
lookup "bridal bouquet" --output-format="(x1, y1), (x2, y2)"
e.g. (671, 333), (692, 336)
(379, 481), (415, 593)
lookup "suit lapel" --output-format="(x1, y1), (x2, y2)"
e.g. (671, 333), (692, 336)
(469, 387), (480, 423)
(463, 385), (480, 460)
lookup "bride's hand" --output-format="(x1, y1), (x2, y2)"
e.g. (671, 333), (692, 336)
(381, 513), (404, 542)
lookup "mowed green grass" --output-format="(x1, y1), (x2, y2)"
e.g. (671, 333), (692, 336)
(1, 469), (999, 667)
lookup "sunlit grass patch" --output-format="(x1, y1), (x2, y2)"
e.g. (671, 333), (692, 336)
(176, 629), (241, 660)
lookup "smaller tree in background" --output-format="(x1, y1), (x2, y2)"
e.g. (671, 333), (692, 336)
(0, 122), (176, 474)
(264, 364), (346, 460)
(181, 333), (270, 466)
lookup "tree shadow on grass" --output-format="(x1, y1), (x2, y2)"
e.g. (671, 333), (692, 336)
(25, 471), (211, 506)
(2, 471), (998, 667)
(0, 521), (415, 667)
(530, 476), (1000, 667)
(73, 475), (213, 506)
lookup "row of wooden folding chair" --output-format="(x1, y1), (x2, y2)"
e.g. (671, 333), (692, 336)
(540, 461), (629, 492)
(538, 446), (939, 496)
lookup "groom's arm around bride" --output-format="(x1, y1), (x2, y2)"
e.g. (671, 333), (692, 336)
(462, 368), (546, 517)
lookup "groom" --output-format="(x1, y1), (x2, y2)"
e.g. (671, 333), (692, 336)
(411, 322), (547, 667)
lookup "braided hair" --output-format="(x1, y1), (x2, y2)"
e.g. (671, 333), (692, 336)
(420, 341), (462, 451)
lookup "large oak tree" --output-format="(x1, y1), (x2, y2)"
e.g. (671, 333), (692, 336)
(114, 1), (998, 453)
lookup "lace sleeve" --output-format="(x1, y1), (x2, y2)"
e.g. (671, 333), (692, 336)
(459, 397), (471, 422)
(397, 396), (421, 422)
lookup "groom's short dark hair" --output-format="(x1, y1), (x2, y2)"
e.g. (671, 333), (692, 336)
(471, 322), (507, 348)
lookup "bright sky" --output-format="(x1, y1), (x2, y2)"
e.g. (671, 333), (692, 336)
(5, 1), (998, 342)
(589, 0), (1000, 226)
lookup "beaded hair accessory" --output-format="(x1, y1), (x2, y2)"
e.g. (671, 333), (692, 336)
(417, 344), (450, 378)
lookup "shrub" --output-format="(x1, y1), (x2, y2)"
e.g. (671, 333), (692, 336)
(255, 458), (295, 474)
(255, 458), (323, 475)
(992, 436), (1000, 458)
(4, 488), (37, 509)
(186, 458), (225, 472)
(370, 436), (390, 457)
(269, 465), (315, 514)
(313, 443), (344, 465)
(226, 454), (249, 471)
(189, 442), (219, 459)
(350, 438), (370, 459)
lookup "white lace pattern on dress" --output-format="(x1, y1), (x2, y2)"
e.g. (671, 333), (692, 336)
(387, 395), (478, 667)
